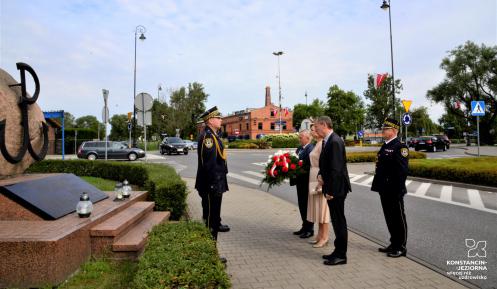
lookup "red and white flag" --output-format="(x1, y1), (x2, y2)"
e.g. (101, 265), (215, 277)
(455, 100), (461, 110)
(272, 107), (278, 116)
(284, 108), (289, 116)
(375, 73), (388, 89)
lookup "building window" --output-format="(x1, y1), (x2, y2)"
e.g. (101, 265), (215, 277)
(270, 110), (275, 117)
(283, 124), (287, 130)
(246, 123), (249, 130)
(239, 124), (242, 131)
(270, 122), (275, 130)
(258, 122), (263, 130)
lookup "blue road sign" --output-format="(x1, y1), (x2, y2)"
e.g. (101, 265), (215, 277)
(471, 101), (485, 116)
(357, 130), (364, 138)
(402, 113), (412, 126)
(127, 122), (132, 131)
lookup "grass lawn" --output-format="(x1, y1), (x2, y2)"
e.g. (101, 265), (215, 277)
(57, 259), (138, 289)
(80, 176), (117, 191)
(410, 156), (497, 170)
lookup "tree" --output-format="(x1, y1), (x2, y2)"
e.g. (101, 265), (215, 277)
(75, 115), (104, 139)
(109, 114), (129, 141)
(63, 112), (75, 128)
(325, 85), (365, 138)
(292, 99), (326, 130)
(427, 41), (497, 144)
(364, 74), (403, 129)
(406, 107), (439, 136)
(438, 112), (467, 140)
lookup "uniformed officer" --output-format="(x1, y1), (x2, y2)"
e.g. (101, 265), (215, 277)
(371, 118), (409, 258)
(195, 106), (229, 241)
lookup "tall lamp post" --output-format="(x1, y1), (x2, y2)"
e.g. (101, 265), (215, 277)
(133, 25), (146, 147)
(273, 51), (284, 134)
(381, 0), (396, 120)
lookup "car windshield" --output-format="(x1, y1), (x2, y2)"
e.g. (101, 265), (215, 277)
(168, 137), (183, 143)
(420, 137), (433, 141)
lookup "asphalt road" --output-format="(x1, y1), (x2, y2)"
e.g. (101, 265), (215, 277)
(149, 147), (496, 288)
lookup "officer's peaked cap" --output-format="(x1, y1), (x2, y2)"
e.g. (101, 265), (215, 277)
(382, 117), (400, 130)
(199, 106), (222, 122)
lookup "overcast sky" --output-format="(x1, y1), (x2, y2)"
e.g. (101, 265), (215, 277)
(1, 0), (495, 124)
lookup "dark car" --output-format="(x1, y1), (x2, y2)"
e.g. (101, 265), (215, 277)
(414, 136), (446, 152)
(434, 134), (451, 149)
(407, 137), (419, 148)
(77, 141), (145, 161)
(159, 137), (189, 155)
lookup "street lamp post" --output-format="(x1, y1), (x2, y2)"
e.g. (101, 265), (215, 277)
(381, 0), (396, 120)
(157, 84), (162, 101)
(273, 51), (284, 134)
(133, 25), (146, 147)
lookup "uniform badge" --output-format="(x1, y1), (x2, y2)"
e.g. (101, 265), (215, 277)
(401, 147), (409, 158)
(204, 137), (213, 149)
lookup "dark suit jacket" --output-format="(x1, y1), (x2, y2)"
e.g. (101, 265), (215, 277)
(289, 143), (314, 187)
(371, 137), (409, 196)
(318, 132), (351, 197)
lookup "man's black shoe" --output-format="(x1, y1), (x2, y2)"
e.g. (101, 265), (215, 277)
(220, 257), (227, 263)
(387, 249), (406, 258)
(293, 229), (304, 235)
(299, 231), (314, 239)
(378, 246), (393, 253)
(218, 224), (230, 232)
(322, 253), (334, 260)
(323, 256), (347, 266)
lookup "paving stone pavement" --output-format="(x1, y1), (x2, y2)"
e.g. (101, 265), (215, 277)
(184, 178), (467, 289)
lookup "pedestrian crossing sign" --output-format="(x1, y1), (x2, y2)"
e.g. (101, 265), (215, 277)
(471, 101), (485, 116)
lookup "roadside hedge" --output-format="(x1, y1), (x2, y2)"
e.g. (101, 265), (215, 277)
(227, 139), (270, 149)
(133, 221), (230, 289)
(346, 151), (426, 163)
(409, 157), (497, 187)
(27, 160), (187, 220)
(263, 133), (300, 148)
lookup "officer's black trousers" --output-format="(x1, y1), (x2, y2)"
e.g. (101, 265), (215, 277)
(380, 194), (407, 250)
(203, 192), (223, 240)
(328, 196), (348, 258)
(201, 195), (222, 226)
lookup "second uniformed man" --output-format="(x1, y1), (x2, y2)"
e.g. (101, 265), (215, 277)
(195, 106), (229, 241)
(371, 118), (409, 258)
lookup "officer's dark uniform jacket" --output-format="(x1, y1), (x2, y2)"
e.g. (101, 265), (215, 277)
(371, 137), (409, 196)
(195, 125), (228, 195)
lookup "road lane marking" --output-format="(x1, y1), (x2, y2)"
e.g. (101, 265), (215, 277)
(467, 189), (485, 209)
(440, 186), (452, 202)
(414, 183), (431, 196)
(252, 162), (267, 167)
(227, 172), (261, 185)
(405, 180), (412, 186)
(243, 171), (265, 178)
(350, 174), (366, 182)
(360, 175), (375, 185)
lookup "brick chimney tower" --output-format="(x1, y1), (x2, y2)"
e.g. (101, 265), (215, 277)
(265, 86), (271, 107)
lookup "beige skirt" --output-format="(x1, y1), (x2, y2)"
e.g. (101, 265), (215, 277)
(307, 185), (330, 224)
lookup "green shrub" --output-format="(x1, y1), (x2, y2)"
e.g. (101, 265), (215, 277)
(409, 157), (497, 187)
(27, 160), (186, 220)
(227, 139), (270, 149)
(137, 141), (160, 151)
(133, 221), (230, 289)
(346, 151), (426, 163)
(264, 133), (300, 148)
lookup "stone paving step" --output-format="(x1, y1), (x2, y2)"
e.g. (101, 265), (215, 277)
(90, 201), (154, 237)
(112, 211), (170, 255)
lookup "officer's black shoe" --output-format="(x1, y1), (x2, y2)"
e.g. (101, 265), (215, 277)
(322, 253), (334, 260)
(220, 257), (227, 263)
(299, 231), (314, 239)
(293, 228), (304, 235)
(387, 249), (406, 258)
(378, 245), (393, 253)
(218, 224), (230, 232)
(323, 256), (347, 266)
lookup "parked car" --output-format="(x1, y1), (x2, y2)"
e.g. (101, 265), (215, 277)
(183, 140), (196, 150)
(160, 137), (189, 155)
(434, 134), (451, 149)
(407, 137), (419, 148)
(77, 141), (145, 161)
(414, 136), (446, 152)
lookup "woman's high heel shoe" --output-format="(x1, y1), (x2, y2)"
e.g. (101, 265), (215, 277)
(313, 240), (329, 248)
(308, 239), (318, 244)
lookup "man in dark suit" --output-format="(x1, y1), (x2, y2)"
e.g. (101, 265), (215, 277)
(290, 129), (315, 238)
(195, 106), (229, 242)
(371, 118), (409, 258)
(315, 116), (351, 266)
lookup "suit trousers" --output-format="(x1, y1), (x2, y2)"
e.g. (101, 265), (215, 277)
(380, 193), (407, 250)
(328, 196), (348, 258)
(201, 192), (223, 240)
(296, 180), (314, 232)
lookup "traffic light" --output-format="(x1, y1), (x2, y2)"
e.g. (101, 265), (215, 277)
(127, 112), (132, 121)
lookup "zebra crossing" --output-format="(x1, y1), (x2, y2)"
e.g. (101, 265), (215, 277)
(224, 162), (497, 215)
